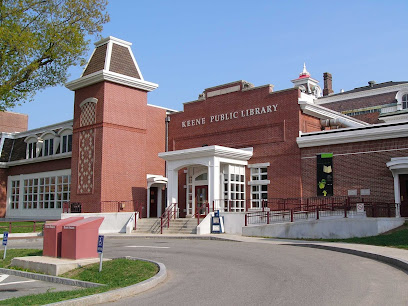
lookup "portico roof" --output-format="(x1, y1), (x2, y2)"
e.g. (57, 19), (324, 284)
(158, 145), (253, 162)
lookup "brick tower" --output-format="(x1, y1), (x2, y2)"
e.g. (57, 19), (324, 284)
(66, 36), (166, 213)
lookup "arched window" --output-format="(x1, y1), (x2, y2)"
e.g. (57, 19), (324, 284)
(403, 94), (408, 109)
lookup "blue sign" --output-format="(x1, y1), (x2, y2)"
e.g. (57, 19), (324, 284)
(2, 232), (8, 246)
(97, 235), (104, 253)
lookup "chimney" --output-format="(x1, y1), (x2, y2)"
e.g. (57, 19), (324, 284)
(323, 72), (334, 96)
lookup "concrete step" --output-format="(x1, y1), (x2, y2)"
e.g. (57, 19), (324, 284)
(134, 218), (198, 234)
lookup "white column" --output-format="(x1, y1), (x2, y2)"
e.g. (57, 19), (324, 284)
(146, 187), (151, 218)
(393, 172), (401, 217)
(208, 157), (221, 211)
(157, 186), (163, 216)
(166, 167), (179, 208)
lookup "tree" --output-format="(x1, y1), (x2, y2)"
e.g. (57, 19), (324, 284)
(0, 0), (109, 110)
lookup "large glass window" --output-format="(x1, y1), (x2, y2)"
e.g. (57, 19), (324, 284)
(222, 165), (245, 212)
(12, 173), (71, 210)
(249, 166), (269, 209)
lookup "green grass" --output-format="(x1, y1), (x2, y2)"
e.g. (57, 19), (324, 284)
(0, 256), (158, 305)
(0, 249), (42, 268)
(300, 222), (408, 250)
(0, 221), (45, 233)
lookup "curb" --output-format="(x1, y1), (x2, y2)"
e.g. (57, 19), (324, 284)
(105, 234), (239, 242)
(47, 257), (167, 306)
(0, 268), (103, 288)
(289, 244), (408, 274)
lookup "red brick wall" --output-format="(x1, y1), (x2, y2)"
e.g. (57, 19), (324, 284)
(0, 112), (28, 133)
(0, 169), (7, 217)
(168, 86), (305, 205)
(301, 138), (408, 201)
(70, 81), (165, 213)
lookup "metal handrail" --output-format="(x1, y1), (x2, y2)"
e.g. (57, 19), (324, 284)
(195, 202), (210, 225)
(160, 203), (177, 234)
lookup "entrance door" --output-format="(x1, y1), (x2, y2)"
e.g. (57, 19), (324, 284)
(400, 175), (408, 217)
(150, 187), (158, 217)
(195, 185), (208, 216)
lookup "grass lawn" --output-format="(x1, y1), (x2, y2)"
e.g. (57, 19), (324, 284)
(318, 222), (408, 250)
(0, 249), (43, 268)
(0, 221), (45, 233)
(0, 254), (158, 305)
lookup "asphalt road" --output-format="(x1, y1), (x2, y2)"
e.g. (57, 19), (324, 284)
(5, 237), (408, 305)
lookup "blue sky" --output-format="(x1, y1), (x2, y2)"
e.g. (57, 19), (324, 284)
(12, 0), (408, 129)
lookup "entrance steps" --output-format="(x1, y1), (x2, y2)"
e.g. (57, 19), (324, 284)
(134, 218), (198, 234)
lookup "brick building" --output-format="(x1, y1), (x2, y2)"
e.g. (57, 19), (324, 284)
(0, 36), (407, 220)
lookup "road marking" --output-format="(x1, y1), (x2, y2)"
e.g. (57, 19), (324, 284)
(0, 280), (36, 286)
(0, 274), (9, 283)
(126, 246), (170, 249)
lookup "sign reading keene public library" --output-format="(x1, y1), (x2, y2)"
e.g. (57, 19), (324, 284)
(181, 104), (278, 128)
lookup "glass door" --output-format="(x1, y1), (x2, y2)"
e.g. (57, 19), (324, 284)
(195, 185), (208, 216)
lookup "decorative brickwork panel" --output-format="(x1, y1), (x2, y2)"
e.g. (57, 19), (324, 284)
(80, 102), (96, 127)
(77, 129), (95, 194)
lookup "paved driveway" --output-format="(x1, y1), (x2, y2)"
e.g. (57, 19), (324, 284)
(102, 237), (408, 306)
(5, 237), (408, 305)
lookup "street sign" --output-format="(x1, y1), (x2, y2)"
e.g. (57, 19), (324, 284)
(2, 232), (8, 246)
(97, 235), (104, 253)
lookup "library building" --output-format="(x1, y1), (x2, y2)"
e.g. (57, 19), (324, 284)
(1, 36), (408, 224)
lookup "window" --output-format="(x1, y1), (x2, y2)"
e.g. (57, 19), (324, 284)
(43, 138), (54, 156)
(61, 134), (72, 153)
(27, 142), (36, 159)
(10, 171), (71, 211)
(403, 94), (408, 109)
(248, 164), (270, 209)
(222, 165), (245, 212)
(25, 136), (38, 159)
(10, 180), (19, 209)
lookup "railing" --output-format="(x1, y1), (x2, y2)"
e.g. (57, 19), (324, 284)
(160, 203), (178, 234)
(195, 202), (210, 225)
(63, 200), (145, 216)
(0, 220), (49, 234)
(245, 201), (397, 226)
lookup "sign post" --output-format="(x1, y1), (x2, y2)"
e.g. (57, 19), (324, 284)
(97, 235), (104, 272)
(2, 232), (9, 260)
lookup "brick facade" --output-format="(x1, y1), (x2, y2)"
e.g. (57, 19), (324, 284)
(301, 138), (408, 201)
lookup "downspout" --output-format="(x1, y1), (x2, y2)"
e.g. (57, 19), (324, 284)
(320, 118), (362, 129)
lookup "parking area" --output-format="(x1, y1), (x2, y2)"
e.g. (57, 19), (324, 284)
(0, 272), (81, 301)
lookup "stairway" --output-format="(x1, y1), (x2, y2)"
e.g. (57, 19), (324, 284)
(134, 218), (198, 234)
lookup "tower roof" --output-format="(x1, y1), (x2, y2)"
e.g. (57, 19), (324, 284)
(66, 36), (158, 92)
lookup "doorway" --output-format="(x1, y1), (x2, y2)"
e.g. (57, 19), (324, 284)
(150, 187), (158, 217)
(195, 185), (208, 216)
(399, 174), (408, 217)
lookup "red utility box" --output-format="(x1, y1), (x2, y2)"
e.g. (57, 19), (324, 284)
(61, 217), (104, 260)
(43, 217), (84, 258)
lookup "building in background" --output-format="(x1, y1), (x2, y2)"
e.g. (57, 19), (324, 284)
(0, 36), (407, 220)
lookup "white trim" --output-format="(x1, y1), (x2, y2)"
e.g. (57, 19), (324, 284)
(159, 145), (253, 162)
(10, 120), (73, 139)
(57, 127), (73, 136)
(104, 40), (113, 72)
(299, 101), (369, 127)
(127, 43), (144, 81)
(301, 147), (408, 159)
(0, 152), (71, 168)
(95, 36), (132, 48)
(248, 179), (270, 185)
(39, 131), (57, 140)
(317, 83), (408, 104)
(147, 104), (178, 113)
(297, 122), (408, 148)
(247, 162), (270, 168)
(66, 70), (158, 92)
(79, 97), (98, 108)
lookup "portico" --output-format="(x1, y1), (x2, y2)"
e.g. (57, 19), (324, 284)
(159, 145), (253, 216)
